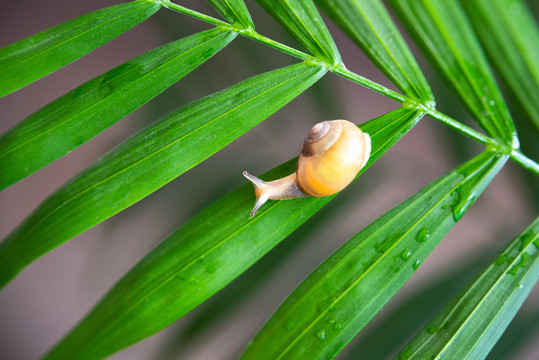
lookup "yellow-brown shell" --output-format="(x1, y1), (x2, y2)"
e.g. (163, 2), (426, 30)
(296, 120), (371, 197)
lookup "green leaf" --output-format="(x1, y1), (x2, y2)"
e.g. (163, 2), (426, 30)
(43, 107), (424, 360)
(462, 0), (539, 133)
(0, 0), (161, 98)
(388, 0), (518, 147)
(0, 62), (327, 289)
(240, 150), (508, 360)
(0, 27), (237, 190)
(207, 0), (255, 30)
(316, 0), (434, 105)
(342, 253), (491, 360)
(256, 0), (342, 65)
(398, 217), (539, 360)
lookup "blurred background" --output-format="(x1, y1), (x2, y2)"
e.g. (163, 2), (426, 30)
(0, 1), (538, 359)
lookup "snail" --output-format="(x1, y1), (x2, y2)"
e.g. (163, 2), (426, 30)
(243, 120), (371, 216)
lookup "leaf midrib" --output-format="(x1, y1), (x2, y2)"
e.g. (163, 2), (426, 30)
(421, 0), (500, 135)
(348, 0), (426, 101)
(271, 113), (449, 359)
(415, 231), (539, 359)
(77, 189), (327, 355)
(273, 183), (454, 358)
(9, 63), (320, 263)
(276, 1), (335, 62)
(0, 3), (156, 71)
(0, 29), (232, 161)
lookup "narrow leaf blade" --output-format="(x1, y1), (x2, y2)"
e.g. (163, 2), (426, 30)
(388, 0), (518, 147)
(0, 28), (237, 189)
(342, 254), (492, 360)
(463, 0), (539, 132)
(0, 62), (327, 288)
(240, 151), (508, 360)
(256, 0), (342, 64)
(398, 217), (539, 360)
(316, 0), (434, 105)
(43, 107), (425, 360)
(208, 0), (255, 29)
(0, 0), (161, 97)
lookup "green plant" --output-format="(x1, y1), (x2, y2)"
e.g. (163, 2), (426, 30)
(0, 0), (537, 359)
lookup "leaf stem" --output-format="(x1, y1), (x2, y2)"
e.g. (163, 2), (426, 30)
(510, 150), (539, 175)
(160, 1), (398, 99)
(160, 0), (539, 176)
(423, 107), (492, 146)
(160, 0), (228, 27)
(330, 66), (407, 103)
(239, 28), (315, 63)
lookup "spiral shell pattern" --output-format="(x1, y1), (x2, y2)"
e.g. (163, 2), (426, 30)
(296, 120), (370, 197)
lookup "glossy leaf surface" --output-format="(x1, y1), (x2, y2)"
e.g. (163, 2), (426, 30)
(241, 151), (508, 360)
(398, 217), (539, 360)
(256, 0), (342, 65)
(388, 0), (518, 147)
(0, 62), (327, 288)
(0, 28), (237, 189)
(342, 254), (492, 360)
(463, 0), (539, 132)
(208, 0), (254, 29)
(43, 107), (424, 360)
(316, 0), (434, 105)
(0, 0), (161, 97)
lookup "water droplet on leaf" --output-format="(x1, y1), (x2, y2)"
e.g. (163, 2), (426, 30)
(400, 249), (412, 260)
(416, 228), (430, 243)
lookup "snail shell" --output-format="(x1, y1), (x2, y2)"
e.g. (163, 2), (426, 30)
(243, 120), (371, 216)
(297, 120), (370, 197)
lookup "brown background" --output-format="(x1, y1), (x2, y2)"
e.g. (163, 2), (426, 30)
(0, 1), (537, 359)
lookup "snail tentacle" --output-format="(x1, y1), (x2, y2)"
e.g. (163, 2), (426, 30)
(243, 120), (371, 216)
(243, 171), (307, 216)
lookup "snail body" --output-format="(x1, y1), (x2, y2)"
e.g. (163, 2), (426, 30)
(244, 120), (371, 216)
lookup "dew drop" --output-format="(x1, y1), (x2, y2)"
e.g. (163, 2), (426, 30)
(495, 253), (509, 266)
(452, 191), (477, 222)
(400, 248), (412, 261)
(441, 190), (460, 211)
(519, 230), (537, 251)
(317, 329), (326, 341)
(375, 233), (402, 254)
(326, 350), (337, 360)
(413, 260), (421, 270)
(326, 342), (344, 360)
(399, 345), (413, 360)
(507, 253), (531, 275)
(416, 228), (431, 243)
